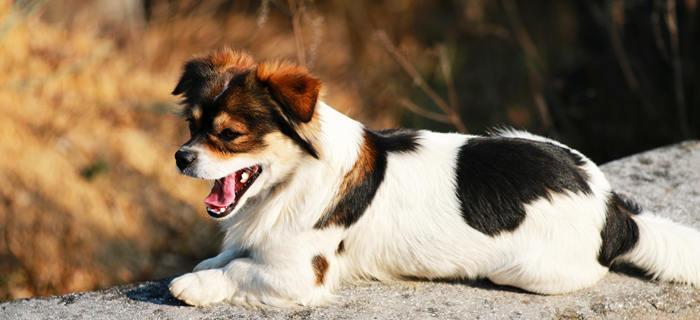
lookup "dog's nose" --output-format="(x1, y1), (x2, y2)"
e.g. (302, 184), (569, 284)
(175, 149), (197, 170)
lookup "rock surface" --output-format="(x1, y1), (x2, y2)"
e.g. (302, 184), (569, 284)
(2, 141), (700, 320)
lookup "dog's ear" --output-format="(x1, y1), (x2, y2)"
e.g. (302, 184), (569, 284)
(256, 62), (321, 123)
(173, 48), (254, 106)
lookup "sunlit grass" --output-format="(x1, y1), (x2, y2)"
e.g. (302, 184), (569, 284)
(0, 3), (218, 299)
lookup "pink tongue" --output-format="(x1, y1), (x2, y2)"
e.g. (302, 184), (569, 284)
(204, 175), (236, 209)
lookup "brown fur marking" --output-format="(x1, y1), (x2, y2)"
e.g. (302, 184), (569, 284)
(213, 113), (249, 135)
(342, 138), (377, 193)
(313, 131), (379, 228)
(314, 129), (418, 229)
(256, 62), (321, 123)
(311, 254), (329, 286)
(209, 48), (254, 71)
(329, 136), (377, 222)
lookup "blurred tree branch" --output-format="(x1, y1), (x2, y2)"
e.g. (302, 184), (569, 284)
(437, 45), (460, 119)
(587, 0), (655, 116)
(651, 5), (671, 61)
(665, 0), (690, 137)
(398, 98), (453, 124)
(501, 0), (553, 131)
(287, 0), (323, 69)
(239, 0), (270, 47)
(375, 30), (467, 133)
(608, 0), (640, 90)
(288, 0), (307, 67)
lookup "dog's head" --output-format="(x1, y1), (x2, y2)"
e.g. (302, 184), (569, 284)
(173, 48), (321, 219)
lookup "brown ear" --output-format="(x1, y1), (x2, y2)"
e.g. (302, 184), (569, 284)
(173, 48), (254, 106)
(256, 62), (321, 123)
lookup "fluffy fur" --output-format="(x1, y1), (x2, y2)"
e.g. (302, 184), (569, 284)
(168, 49), (700, 308)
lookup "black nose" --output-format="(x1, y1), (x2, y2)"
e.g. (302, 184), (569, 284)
(175, 149), (197, 171)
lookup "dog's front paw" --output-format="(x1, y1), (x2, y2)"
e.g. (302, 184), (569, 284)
(169, 269), (233, 306)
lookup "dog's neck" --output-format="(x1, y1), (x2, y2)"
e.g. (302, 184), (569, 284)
(221, 102), (366, 249)
(308, 102), (365, 171)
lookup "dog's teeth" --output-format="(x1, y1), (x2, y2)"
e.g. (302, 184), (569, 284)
(207, 207), (226, 215)
(240, 172), (249, 183)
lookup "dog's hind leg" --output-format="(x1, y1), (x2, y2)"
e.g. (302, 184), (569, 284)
(486, 191), (611, 294)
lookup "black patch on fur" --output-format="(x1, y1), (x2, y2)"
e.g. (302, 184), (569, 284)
(611, 192), (643, 215)
(376, 128), (421, 153)
(313, 129), (420, 229)
(270, 108), (319, 159)
(598, 192), (641, 266)
(172, 59), (234, 106)
(336, 240), (345, 255)
(455, 137), (592, 236)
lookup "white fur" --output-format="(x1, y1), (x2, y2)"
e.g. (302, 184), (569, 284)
(170, 102), (700, 307)
(619, 213), (700, 285)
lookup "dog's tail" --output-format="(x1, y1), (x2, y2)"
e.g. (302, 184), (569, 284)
(605, 193), (700, 286)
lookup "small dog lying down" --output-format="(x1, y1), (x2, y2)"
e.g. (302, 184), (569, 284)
(169, 48), (700, 307)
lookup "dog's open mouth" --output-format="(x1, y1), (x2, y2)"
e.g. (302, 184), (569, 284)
(204, 165), (262, 218)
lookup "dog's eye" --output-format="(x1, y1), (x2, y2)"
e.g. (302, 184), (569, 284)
(218, 128), (241, 142)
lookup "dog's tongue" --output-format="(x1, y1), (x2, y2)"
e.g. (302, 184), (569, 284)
(204, 175), (236, 209)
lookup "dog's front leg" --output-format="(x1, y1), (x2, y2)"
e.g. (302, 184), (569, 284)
(169, 245), (337, 307)
(192, 248), (242, 272)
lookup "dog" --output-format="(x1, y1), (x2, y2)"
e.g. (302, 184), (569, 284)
(168, 48), (700, 307)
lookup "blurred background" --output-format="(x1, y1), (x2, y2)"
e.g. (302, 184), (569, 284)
(0, 0), (698, 300)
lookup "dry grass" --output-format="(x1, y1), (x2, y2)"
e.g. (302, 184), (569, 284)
(0, 3), (216, 299)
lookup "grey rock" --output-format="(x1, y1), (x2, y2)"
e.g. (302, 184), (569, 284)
(2, 141), (700, 320)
